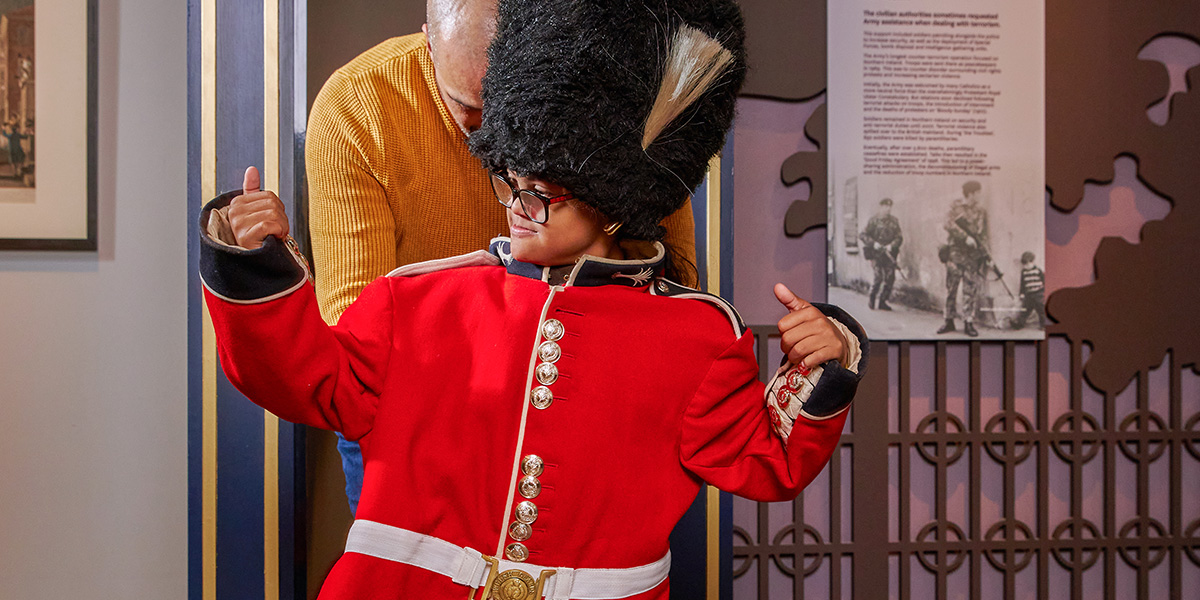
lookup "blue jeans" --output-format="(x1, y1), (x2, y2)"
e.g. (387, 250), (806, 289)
(335, 432), (364, 515)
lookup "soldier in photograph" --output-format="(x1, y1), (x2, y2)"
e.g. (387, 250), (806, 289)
(859, 197), (902, 310)
(938, 180), (989, 337)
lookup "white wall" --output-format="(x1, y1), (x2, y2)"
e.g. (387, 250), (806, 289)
(0, 0), (187, 598)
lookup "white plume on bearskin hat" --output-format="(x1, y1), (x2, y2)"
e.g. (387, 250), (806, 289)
(469, 0), (747, 241)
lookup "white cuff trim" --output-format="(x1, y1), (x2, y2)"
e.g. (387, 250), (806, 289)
(829, 316), (862, 374)
(201, 275), (307, 305)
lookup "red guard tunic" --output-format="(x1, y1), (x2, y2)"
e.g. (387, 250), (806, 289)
(199, 193), (866, 600)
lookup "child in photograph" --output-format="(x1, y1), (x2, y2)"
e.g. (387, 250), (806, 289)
(199, 1), (867, 598)
(1014, 250), (1046, 328)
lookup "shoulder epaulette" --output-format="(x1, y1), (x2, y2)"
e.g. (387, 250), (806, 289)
(649, 278), (747, 337)
(385, 250), (501, 278)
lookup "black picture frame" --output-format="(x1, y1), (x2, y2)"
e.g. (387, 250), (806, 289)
(0, 1), (96, 251)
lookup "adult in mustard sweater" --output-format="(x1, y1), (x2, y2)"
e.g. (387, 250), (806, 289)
(305, 0), (698, 515)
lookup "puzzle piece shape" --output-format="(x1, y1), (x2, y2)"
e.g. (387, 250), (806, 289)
(1047, 6), (1200, 212)
(1047, 191), (1200, 393)
(1138, 35), (1200, 126)
(1044, 155), (1172, 296)
(782, 102), (827, 237)
(780, 102), (825, 185)
(1043, 6), (1200, 393)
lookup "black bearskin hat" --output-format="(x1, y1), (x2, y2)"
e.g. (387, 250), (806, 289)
(469, 0), (747, 241)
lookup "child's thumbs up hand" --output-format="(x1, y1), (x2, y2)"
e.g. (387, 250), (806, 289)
(774, 283), (849, 369)
(228, 166), (289, 250)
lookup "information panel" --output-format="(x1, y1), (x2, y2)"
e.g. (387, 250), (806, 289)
(828, 0), (1045, 340)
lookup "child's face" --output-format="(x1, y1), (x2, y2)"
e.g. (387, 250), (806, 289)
(504, 171), (616, 266)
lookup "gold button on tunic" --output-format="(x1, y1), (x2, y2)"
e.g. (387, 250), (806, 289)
(537, 341), (562, 363)
(515, 500), (538, 524)
(518, 475), (541, 499)
(540, 319), (565, 341)
(521, 455), (544, 477)
(529, 386), (553, 410)
(508, 521), (532, 541)
(535, 363), (558, 386)
(504, 542), (529, 562)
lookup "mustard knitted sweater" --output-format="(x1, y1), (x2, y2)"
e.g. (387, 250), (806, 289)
(306, 33), (696, 323)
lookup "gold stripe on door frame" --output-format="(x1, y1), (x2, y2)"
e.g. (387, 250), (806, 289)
(705, 153), (722, 297)
(200, 0), (218, 599)
(262, 0), (281, 598)
(704, 153), (722, 600)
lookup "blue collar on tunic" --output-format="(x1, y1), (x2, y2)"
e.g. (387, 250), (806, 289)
(488, 237), (666, 288)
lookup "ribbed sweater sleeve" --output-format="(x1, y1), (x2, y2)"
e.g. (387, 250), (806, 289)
(306, 62), (396, 324)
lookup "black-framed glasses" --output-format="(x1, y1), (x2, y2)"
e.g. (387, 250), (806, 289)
(490, 171), (574, 224)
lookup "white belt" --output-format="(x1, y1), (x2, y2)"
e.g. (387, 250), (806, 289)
(344, 519), (671, 600)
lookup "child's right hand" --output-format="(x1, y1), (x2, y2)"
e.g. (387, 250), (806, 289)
(228, 166), (289, 250)
(774, 283), (849, 370)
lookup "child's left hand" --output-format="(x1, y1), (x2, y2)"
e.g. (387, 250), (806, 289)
(774, 283), (850, 369)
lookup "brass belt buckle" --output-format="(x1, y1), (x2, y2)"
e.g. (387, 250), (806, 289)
(473, 555), (556, 600)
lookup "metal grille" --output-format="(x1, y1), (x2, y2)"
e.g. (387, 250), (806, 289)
(732, 329), (1200, 599)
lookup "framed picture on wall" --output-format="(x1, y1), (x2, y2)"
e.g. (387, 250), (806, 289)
(0, 1), (95, 250)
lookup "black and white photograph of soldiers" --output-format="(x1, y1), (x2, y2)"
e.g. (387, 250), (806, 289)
(828, 175), (1045, 340)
